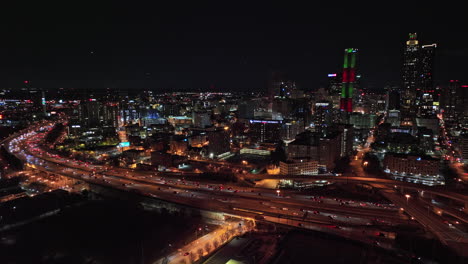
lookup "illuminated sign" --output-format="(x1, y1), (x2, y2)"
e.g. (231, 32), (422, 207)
(249, 120), (281, 124)
(315, 103), (329, 106)
(433, 102), (439, 106)
(42, 98), (46, 105)
(328, 73), (337, 77)
(119, 142), (130, 147)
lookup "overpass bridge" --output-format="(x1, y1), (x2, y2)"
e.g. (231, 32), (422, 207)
(243, 174), (468, 210)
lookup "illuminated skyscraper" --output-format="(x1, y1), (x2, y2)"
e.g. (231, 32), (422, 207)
(418, 43), (438, 117)
(420, 44), (437, 90)
(340, 48), (358, 113)
(401, 33), (420, 118)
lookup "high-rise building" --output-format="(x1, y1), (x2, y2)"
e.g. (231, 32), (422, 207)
(268, 72), (297, 99)
(102, 102), (119, 127)
(340, 48), (358, 113)
(237, 100), (255, 119)
(349, 113), (376, 129)
(330, 123), (354, 158)
(418, 44), (438, 117)
(286, 131), (341, 171)
(327, 73), (341, 97)
(458, 131), (468, 164)
(442, 80), (468, 127)
(401, 33), (420, 118)
(249, 119), (282, 143)
(79, 99), (101, 128)
(192, 111), (212, 128)
(313, 101), (332, 132)
(207, 128), (231, 157)
(420, 44), (437, 90)
(385, 85), (400, 110)
(327, 73), (342, 109)
(281, 120), (305, 142)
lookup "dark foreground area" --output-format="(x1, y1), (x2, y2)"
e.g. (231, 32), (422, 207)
(0, 197), (203, 264)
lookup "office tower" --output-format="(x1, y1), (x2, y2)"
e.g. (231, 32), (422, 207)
(313, 101), (332, 132)
(102, 102), (119, 127)
(237, 100), (255, 119)
(420, 44), (437, 91)
(272, 99), (293, 119)
(327, 73), (342, 109)
(459, 131), (468, 164)
(442, 80), (468, 126)
(249, 119), (282, 143)
(331, 123), (354, 157)
(268, 72), (296, 99)
(327, 73), (341, 97)
(192, 111), (212, 128)
(281, 120), (305, 142)
(418, 44), (437, 117)
(286, 131), (341, 171)
(340, 48), (358, 113)
(79, 99), (101, 128)
(384, 85), (400, 110)
(207, 128), (231, 157)
(349, 113), (376, 129)
(401, 33), (420, 118)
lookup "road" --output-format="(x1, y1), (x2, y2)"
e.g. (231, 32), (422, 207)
(4, 122), (468, 257)
(348, 128), (468, 257)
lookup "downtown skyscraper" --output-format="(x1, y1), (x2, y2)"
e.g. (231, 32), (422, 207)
(340, 48), (358, 113)
(401, 33), (437, 119)
(401, 33), (420, 118)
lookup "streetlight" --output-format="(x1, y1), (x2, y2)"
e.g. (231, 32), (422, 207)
(405, 194), (411, 204)
(276, 189), (280, 197)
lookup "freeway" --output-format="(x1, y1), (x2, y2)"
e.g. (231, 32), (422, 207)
(347, 131), (468, 257)
(4, 123), (468, 257)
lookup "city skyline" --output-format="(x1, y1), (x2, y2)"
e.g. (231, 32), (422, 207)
(1, 4), (468, 263)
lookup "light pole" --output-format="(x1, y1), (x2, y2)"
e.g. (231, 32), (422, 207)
(405, 194), (411, 205)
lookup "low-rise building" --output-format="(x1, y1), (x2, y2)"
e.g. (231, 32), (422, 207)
(280, 159), (319, 175)
(383, 154), (443, 186)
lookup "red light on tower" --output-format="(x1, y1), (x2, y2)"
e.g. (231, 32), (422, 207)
(24, 80), (29, 84)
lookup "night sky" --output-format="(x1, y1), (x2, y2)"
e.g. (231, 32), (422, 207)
(1, 3), (467, 92)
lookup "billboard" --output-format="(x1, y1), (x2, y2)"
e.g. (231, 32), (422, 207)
(119, 142), (130, 147)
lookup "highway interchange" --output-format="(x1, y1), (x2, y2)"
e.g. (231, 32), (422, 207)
(3, 121), (468, 257)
